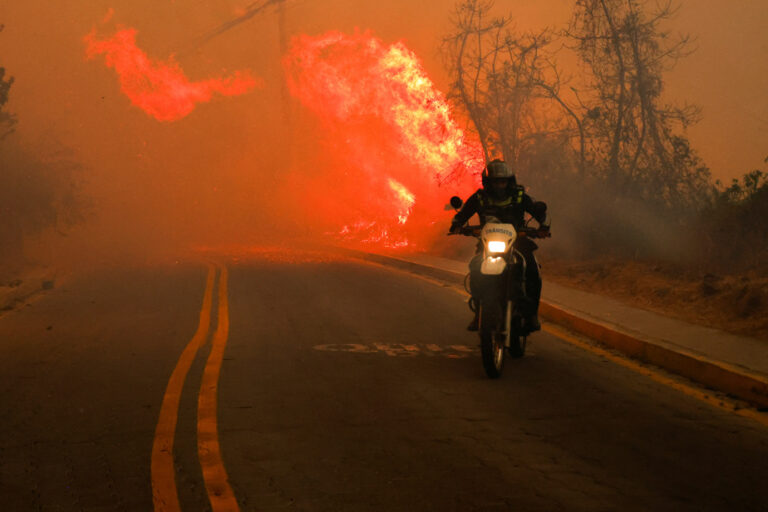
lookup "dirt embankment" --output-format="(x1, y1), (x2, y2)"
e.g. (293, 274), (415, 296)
(541, 257), (768, 342)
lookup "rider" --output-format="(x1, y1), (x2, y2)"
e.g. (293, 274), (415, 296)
(450, 159), (550, 332)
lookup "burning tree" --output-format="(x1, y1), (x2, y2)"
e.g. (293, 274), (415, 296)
(284, 30), (482, 249)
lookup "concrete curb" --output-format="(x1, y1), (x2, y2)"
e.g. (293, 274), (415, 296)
(539, 302), (768, 409)
(342, 247), (768, 409)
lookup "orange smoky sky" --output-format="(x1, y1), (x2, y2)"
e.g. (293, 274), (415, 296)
(0, 0), (766, 261)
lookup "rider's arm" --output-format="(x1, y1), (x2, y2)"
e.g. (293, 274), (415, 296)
(523, 193), (550, 230)
(451, 191), (481, 230)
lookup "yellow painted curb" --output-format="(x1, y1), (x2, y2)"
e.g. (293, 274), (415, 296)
(538, 302), (768, 409)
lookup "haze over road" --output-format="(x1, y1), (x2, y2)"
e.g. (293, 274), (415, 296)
(1, 248), (767, 511)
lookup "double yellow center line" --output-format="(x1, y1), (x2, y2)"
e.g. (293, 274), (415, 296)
(151, 263), (240, 512)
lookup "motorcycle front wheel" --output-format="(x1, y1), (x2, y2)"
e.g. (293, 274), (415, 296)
(479, 304), (504, 378)
(508, 334), (527, 358)
(508, 315), (527, 359)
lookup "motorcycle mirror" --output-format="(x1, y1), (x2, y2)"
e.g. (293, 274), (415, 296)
(449, 196), (463, 210)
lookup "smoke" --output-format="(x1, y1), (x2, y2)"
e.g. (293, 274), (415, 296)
(0, 1), (605, 271)
(283, 30), (482, 249)
(84, 22), (260, 122)
(179, 0), (287, 56)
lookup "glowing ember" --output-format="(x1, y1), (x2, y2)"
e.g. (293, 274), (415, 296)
(85, 26), (259, 121)
(284, 30), (482, 249)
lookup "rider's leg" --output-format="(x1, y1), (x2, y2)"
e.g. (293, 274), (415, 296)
(522, 250), (542, 331)
(467, 252), (483, 331)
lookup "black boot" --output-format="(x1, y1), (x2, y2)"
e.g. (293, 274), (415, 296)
(526, 313), (541, 332)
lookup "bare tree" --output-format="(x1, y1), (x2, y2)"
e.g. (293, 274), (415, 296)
(442, 1), (587, 178)
(0, 25), (89, 271)
(567, 0), (710, 207)
(0, 26), (18, 141)
(442, 0), (495, 162)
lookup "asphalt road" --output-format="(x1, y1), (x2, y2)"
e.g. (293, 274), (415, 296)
(1, 248), (767, 511)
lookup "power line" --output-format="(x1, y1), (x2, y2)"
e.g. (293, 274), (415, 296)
(177, 0), (288, 56)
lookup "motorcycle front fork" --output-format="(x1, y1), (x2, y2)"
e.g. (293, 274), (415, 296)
(468, 270), (525, 340)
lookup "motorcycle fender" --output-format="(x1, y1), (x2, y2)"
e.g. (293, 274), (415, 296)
(481, 256), (506, 275)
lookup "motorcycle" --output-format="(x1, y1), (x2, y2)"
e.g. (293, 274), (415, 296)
(448, 196), (550, 378)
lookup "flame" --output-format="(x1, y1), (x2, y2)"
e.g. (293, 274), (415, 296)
(284, 30), (482, 249)
(376, 45), (478, 179)
(388, 178), (415, 225)
(85, 25), (259, 121)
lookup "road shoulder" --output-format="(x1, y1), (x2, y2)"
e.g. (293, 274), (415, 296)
(337, 247), (768, 409)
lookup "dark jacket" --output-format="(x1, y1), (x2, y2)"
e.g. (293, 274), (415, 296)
(451, 186), (548, 231)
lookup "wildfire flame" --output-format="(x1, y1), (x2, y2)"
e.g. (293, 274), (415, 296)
(85, 26), (259, 122)
(285, 30), (482, 249)
(388, 178), (415, 225)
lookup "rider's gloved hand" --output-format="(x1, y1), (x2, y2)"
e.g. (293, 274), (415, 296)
(449, 223), (463, 235)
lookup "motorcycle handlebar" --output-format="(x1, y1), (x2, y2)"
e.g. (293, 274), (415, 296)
(448, 225), (481, 237)
(519, 227), (552, 239)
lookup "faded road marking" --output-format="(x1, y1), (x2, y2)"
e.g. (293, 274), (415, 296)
(364, 259), (768, 427)
(197, 264), (240, 511)
(314, 343), (477, 359)
(152, 264), (216, 512)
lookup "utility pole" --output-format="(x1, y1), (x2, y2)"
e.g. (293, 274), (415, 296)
(278, 1), (295, 167)
(278, 1), (292, 128)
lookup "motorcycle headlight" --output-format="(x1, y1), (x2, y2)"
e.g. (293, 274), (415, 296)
(487, 241), (506, 254)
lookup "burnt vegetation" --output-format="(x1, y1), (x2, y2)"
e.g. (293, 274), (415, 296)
(443, 0), (766, 275)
